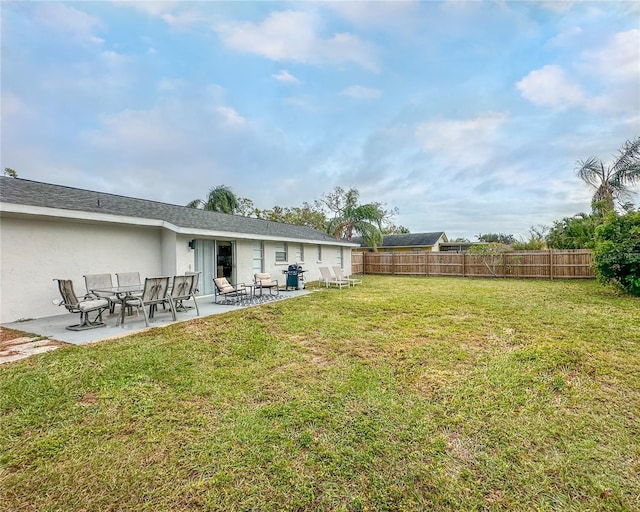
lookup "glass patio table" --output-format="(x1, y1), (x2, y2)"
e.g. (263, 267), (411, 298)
(90, 284), (144, 326)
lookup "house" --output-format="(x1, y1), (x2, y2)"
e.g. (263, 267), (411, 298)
(0, 177), (358, 323)
(352, 232), (448, 252)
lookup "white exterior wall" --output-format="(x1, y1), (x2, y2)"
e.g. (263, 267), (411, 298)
(216, 240), (352, 287)
(0, 213), (355, 323)
(0, 216), (164, 322)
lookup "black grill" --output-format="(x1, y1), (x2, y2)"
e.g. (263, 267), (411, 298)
(284, 264), (305, 290)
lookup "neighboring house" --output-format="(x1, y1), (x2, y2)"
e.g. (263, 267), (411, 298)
(439, 241), (486, 253)
(0, 177), (358, 323)
(352, 232), (448, 252)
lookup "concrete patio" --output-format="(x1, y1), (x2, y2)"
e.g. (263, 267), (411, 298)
(2, 289), (312, 347)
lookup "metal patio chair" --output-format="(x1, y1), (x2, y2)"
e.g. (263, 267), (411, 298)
(253, 273), (279, 296)
(120, 276), (175, 327)
(170, 274), (200, 316)
(84, 273), (120, 313)
(54, 279), (110, 331)
(213, 277), (248, 304)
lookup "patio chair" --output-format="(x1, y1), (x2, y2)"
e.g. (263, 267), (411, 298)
(213, 277), (248, 304)
(120, 276), (175, 327)
(332, 266), (362, 286)
(54, 279), (110, 331)
(170, 274), (200, 316)
(116, 272), (141, 287)
(185, 271), (200, 295)
(319, 266), (349, 288)
(254, 273), (279, 296)
(84, 273), (119, 313)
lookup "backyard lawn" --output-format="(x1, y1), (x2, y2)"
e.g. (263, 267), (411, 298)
(1, 276), (638, 511)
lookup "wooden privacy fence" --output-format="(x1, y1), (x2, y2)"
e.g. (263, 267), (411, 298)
(351, 250), (595, 280)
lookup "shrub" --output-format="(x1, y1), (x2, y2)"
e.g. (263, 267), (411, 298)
(592, 211), (640, 296)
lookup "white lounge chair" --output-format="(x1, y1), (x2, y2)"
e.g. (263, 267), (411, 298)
(332, 266), (362, 286)
(319, 266), (349, 288)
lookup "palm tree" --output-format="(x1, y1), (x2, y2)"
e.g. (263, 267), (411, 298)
(187, 185), (239, 214)
(325, 188), (384, 250)
(575, 137), (640, 212)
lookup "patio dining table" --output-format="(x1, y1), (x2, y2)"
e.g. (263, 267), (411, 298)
(90, 284), (144, 326)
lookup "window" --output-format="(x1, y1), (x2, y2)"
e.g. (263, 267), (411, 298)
(294, 243), (304, 262)
(337, 246), (343, 267)
(317, 244), (322, 262)
(275, 243), (288, 263)
(252, 242), (263, 274)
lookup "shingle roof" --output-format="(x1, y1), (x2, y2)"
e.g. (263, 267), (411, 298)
(352, 232), (446, 248)
(0, 177), (349, 244)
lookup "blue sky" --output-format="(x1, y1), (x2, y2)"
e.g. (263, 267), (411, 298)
(2, 1), (639, 241)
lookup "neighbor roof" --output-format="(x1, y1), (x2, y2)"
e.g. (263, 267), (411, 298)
(352, 232), (447, 248)
(0, 177), (353, 245)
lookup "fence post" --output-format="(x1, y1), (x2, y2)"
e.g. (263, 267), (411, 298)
(549, 249), (554, 280)
(462, 252), (466, 277)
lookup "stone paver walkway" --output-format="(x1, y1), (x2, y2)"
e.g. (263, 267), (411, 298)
(0, 328), (67, 365)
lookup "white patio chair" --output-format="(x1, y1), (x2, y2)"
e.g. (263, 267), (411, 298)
(319, 266), (349, 288)
(332, 266), (362, 286)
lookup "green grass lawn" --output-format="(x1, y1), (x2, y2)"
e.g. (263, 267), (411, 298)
(1, 276), (639, 511)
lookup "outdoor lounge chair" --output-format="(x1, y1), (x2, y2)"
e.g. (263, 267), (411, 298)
(120, 276), (176, 327)
(332, 266), (362, 286)
(213, 277), (248, 304)
(319, 266), (349, 288)
(254, 273), (279, 296)
(170, 274), (200, 316)
(54, 279), (110, 331)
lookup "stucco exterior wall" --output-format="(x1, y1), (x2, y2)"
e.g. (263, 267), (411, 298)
(0, 216), (164, 322)
(0, 214), (355, 322)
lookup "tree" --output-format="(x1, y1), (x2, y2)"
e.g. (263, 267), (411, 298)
(576, 136), (640, 213)
(468, 242), (511, 277)
(257, 203), (327, 231)
(592, 210), (640, 296)
(476, 233), (516, 245)
(320, 187), (385, 250)
(512, 225), (548, 250)
(382, 224), (410, 235)
(546, 213), (601, 249)
(187, 185), (239, 214)
(3, 168), (18, 177)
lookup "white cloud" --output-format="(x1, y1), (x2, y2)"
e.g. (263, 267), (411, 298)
(415, 112), (508, 168)
(340, 86), (381, 100)
(114, 1), (179, 17)
(322, 1), (421, 32)
(216, 106), (246, 127)
(581, 29), (640, 83)
(33, 3), (104, 44)
(161, 10), (204, 28)
(215, 10), (379, 72)
(273, 70), (300, 84)
(547, 26), (583, 47)
(518, 30), (640, 114)
(516, 65), (586, 109)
